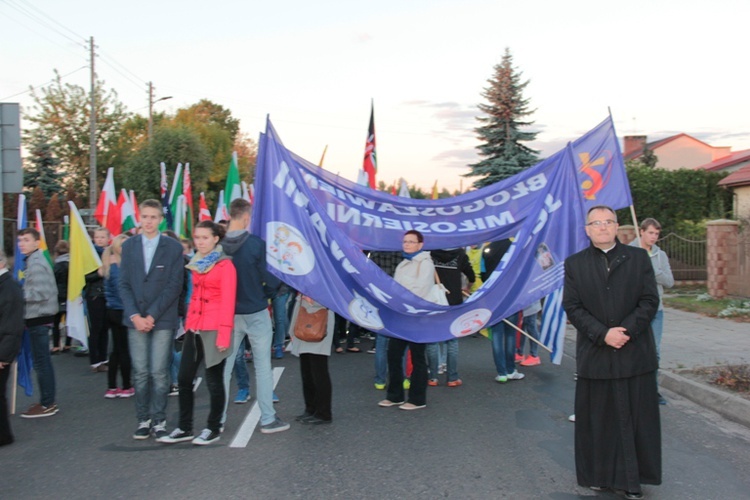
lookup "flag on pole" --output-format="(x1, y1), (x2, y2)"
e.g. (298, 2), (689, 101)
(241, 181), (252, 204)
(169, 163), (184, 235)
(129, 190), (140, 227)
(173, 195), (187, 239)
(431, 180), (439, 200)
(318, 145), (328, 167)
(13, 194), (33, 397)
(198, 192), (212, 221)
(356, 169), (369, 187)
(539, 287), (568, 365)
(390, 181), (397, 195)
(66, 201), (103, 349)
(214, 189), (226, 223)
(362, 100), (377, 189)
(398, 178), (411, 198)
(183, 163), (194, 236)
(62, 215), (70, 241)
(94, 167), (121, 235)
(159, 162), (171, 231)
(34, 210), (54, 268)
(118, 189), (137, 233)
(223, 152), (242, 216)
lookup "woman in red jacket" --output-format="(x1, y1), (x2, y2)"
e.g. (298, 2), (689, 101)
(159, 221), (237, 446)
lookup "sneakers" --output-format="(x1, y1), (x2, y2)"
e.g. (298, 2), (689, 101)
(437, 363), (446, 375)
(514, 353), (524, 363)
(374, 382), (386, 390)
(273, 346), (284, 359)
(520, 355), (541, 367)
(446, 379), (463, 387)
(158, 428), (194, 444)
(272, 392), (280, 404)
(403, 379), (411, 390)
(260, 417), (290, 434)
(427, 379), (439, 387)
(119, 387), (135, 398)
(507, 370), (525, 380)
(378, 399), (404, 407)
(399, 402), (426, 410)
(168, 384), (179, 397)
(104, 388), (120, 399)
(152, 420), (168, 440)
(568, 414), (576, 422)
(234, 388), (250, 404)
(495, 375), (508, 383)
(192, 428), (220, 445)
(20, 403), (59, 419)
(366, 347), (376, 354)
(133, 420), (152, 440)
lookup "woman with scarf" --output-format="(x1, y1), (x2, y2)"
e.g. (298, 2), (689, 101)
(158, 221), (236, 446)
(379, 230), (434, 411)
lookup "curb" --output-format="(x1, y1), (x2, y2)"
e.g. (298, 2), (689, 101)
(660, 370), (750, 429)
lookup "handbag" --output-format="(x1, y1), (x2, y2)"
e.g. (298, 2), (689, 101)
(294, 301), (328, 342)
(425, 270), (449, 306)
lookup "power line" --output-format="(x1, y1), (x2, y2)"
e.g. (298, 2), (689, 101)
(14, 0), (87, 41)
(0, 66), (88, 100)
(4, 0), (86, 48)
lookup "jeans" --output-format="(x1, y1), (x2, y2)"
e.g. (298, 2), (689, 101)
(28, 324), (56, 407)
(517, 312), (540, 357)
(233, 336), (250, 391)
(491, 313), (519, 376)
(651, 309), (664, 361)
(106, 309), (132, 390)
(272, 293), (290, 349)
(387, 338), (427, 406)
(427, 339), (459, 382)
(128, 328), (173, 423)
(300, 353), (332, 421)
(223, 310), (276, 426)
(374, 334), (389, 385)
(178, 331), (225, 433)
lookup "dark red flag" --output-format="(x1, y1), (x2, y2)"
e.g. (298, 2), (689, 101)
(363, 101), (377, 189)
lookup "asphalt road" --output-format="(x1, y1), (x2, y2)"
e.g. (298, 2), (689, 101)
(4, 334), (750, 499)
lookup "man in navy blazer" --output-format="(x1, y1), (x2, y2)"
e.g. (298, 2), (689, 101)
(119, 199), (184, 440)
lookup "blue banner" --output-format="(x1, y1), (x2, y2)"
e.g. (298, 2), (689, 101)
(251, 117), (630, 343)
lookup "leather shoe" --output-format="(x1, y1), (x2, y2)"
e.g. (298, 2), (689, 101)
(301, 416), (332, 425)
(295, 412), (313, 422)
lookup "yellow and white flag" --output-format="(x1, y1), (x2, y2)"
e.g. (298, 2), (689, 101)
(66, 202), (102, 348)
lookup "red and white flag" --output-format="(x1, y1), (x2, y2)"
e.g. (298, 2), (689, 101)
(362, 100), (377, 189)
(198, 192), (212, 221)
(94, 167), (121, 235)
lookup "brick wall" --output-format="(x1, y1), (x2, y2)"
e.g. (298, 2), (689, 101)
(706, 220), (740, 298)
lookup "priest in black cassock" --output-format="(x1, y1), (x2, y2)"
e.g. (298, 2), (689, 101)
(563, 205), (661, 500)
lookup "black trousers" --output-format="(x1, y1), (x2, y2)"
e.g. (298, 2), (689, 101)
(0, 366), (12, 445)
(86, 295), (108, 365)
(299, 353), (332, 421)
(178, 331), (225, 433)
(51, 311), (69, 349)
(106, 309), (132, 390)
(386, 338), (427, 406)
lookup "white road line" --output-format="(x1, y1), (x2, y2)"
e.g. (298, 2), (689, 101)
(229, 367), (285, 448)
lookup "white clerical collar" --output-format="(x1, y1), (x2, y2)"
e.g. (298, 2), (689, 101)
(0, 268), (8, 277)
(600, 242), (617, 253)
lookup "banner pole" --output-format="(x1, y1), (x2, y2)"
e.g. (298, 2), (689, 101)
(10, 360), (18, 415)
(502, 318), (552, 353)
(629, 204), (640, 245)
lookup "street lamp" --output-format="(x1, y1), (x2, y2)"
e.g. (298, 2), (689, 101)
(148, 81), (173, 142)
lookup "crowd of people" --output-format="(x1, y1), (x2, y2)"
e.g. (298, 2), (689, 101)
(0, 199), (672, 498)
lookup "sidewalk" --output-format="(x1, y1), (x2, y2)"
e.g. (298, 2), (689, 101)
(565, 307), (750, 428)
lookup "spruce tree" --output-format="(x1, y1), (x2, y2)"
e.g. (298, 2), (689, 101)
(466, 48), (539, 188)
(24, 131), (63, 198)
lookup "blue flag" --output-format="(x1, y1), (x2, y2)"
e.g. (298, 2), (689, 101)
(251, 117), (630, 343)
(13, 194), (34, 397)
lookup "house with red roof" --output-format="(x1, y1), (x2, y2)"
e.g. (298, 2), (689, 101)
(623, 134), (732, 171)
(718, 164), (750, 220)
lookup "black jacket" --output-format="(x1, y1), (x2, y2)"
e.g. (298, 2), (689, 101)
(563, 240), (659, 379)
(0, 272), (25, 364)
(431, 249), (475, 306)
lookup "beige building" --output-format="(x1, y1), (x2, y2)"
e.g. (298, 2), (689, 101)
(718, 164), (750, 221)
(623, 134), (732, 171)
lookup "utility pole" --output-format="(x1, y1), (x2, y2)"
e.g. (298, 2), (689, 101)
(148, 82), (171, 142)
(89, 36), (97, 211)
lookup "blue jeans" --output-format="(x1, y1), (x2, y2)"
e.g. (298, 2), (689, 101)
(128, 328), (174, 423)
(427, 339), (459, 382)
(233, 336), (250, 391)
(517, 313), (540, 357)
(491, 313), (519, 376)
(651, 309), (664, 361)
(223, 310), (276, 426)
(374, 334), (389, 385)
(272, 293), (290, 349)
(28, 324), (56, 407)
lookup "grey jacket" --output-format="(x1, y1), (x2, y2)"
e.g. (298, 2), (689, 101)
(23, 250), (59, 320)
(629, 240), (674, 310)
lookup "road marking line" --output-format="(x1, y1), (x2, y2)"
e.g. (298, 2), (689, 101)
(229, 367), (284, 448)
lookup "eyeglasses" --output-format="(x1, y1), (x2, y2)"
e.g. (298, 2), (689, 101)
(402, 240), (420, 244)
(586, 220), (617, 227)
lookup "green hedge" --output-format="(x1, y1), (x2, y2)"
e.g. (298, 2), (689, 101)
(615, 165), (732, 232)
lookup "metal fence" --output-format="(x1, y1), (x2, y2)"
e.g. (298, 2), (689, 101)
(658, 232), (706, 281)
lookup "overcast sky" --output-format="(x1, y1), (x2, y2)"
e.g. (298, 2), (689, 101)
(2, 0), (748, 192)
